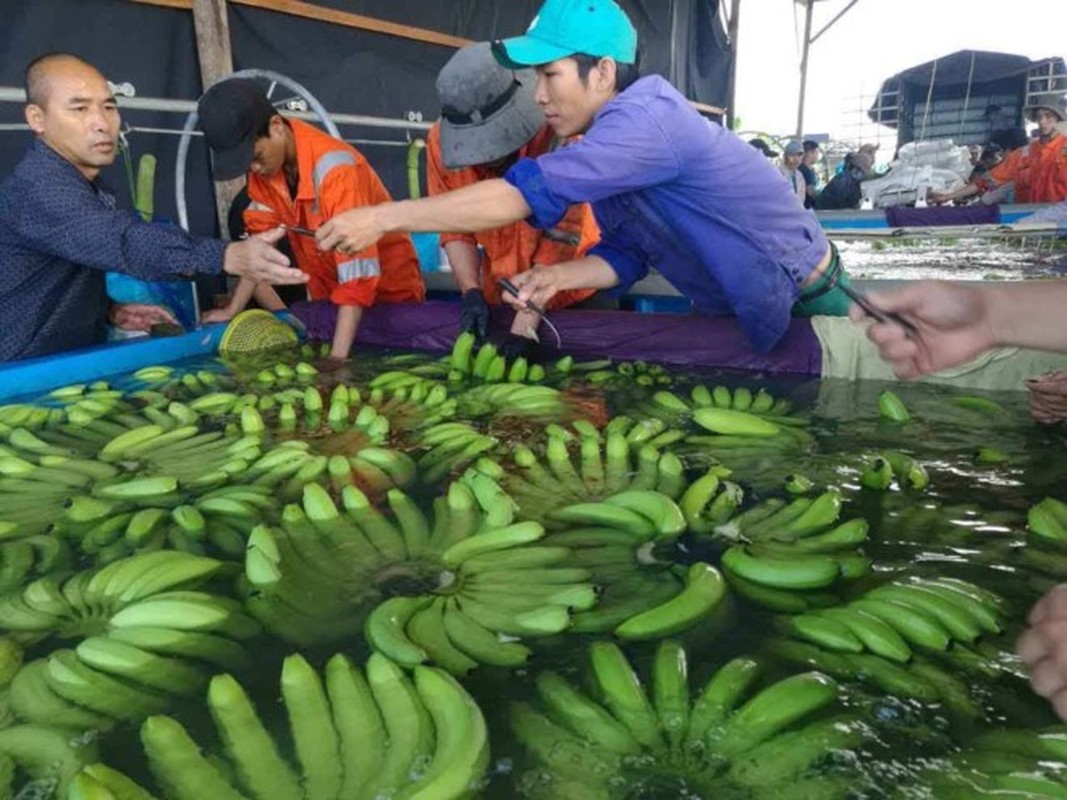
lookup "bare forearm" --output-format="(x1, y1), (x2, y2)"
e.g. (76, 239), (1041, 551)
(377, 180), (531, 235)
(251, 282), (287, 312)
(444, 241), (482, 294)
(225, 277), (258, 314)
(987, 282), (1067, 352)
(331, 304), (364, 359)
(549, 255), (621, 292)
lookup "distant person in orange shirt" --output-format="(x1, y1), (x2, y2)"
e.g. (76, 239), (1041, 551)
(930, 93), (1067, 206)
(427, 42), (600, 358)
(197, 79), (425, 364)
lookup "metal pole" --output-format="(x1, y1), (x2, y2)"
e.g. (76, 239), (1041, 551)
(725, 0), (741, 130)
(795, 0), (815, 139)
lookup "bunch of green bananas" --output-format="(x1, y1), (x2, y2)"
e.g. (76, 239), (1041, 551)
(633, 383), (797, 423)
(766, 578), (1005, 712)
(415, 422), (499, 485)
(858, 450), (930, 491)
(69, 652), (490, 800)
(3, 551), (257, 729)
(447, 331), (548, 384)
(500, 426), (687, 518)
(244, 473), (593, 663)
(710, 490), (875, 609)
(511, 640), (855, 799)
(455, 382), (566, 419)
(1029, 496), (1067, 545)
(902, 727), (1067, 798)
(580, 358), (673, 388)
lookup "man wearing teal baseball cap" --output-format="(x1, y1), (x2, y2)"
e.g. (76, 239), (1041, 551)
(318, 0), (856, 354)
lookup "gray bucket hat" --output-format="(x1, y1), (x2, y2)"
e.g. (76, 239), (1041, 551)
(437, 42), (544, 170)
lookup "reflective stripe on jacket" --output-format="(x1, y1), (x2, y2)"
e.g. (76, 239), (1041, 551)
(244, 118), (424, 307)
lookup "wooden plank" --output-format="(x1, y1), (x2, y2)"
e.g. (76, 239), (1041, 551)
(130, 0), (468, 48)
(192, 0), (243, 239)
(129, 0), (192, 8)
(229, 0), (470, 48)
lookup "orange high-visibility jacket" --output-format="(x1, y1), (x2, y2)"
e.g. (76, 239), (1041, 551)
(426, 123), (600, 309)
(244, 118), (425, 307)
(983, 133), (1067, 204)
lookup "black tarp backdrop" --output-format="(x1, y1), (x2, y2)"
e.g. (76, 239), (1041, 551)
(867, 49), (1066, 149)
(0, 0), (730, 239)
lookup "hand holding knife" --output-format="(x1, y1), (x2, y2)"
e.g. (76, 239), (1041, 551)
(498, 277), (563, 348)
(837, 283), (919, 338)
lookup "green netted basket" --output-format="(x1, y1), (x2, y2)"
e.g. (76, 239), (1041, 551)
(217, 309), (299, 356)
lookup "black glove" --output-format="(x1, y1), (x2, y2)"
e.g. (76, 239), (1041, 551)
(459, 289), (490, 340)
(499, 333), (534, 361)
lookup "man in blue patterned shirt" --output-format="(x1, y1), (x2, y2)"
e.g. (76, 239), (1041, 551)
(0, 53), (308, 362)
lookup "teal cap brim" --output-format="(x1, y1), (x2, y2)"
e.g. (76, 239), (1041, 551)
(491, 36), (577, 69)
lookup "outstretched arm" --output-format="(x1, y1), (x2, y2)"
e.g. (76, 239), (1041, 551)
(854, 280), (1067, 379)
(316, 180), (531, 255)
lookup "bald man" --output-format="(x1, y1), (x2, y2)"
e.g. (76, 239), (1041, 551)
(0, 53), (308, 362)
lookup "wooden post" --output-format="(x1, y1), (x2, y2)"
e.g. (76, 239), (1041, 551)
(795, 0), (815, 139)
(192, 0), (242, 239)
(725, 0), (741, 131)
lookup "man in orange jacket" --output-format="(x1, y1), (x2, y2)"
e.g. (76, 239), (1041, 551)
(197, 79), (424, 362)
(930, 93), (1067, 206)
(428, 42), (599, 358)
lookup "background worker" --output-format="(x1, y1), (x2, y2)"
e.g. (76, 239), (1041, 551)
(428, 42), (600, 358)
(799, 140), (822, 209)
(929, 93), (1067, 206)
(197, 79), (424, 363)
(317, 0), (856, 355)
(851, 278), (1067, 720)
(780, 140), (807, 205)
(0, 53), (305, 363)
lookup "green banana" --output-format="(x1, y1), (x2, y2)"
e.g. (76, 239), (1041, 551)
(687, 656), (762, 746)
(692, 407), (781, 437)
(615, 562), (725, 641)
(406, 665), (490, 799)
(364, 653), (435, 798)
(536, 671), (641, 754)
(722, 546), (840, 590)
(817, 606), (912, 663)
(878, 389), (910, 422)
(440, 521), (544, 567)
(589, 641), (664, 749)
(405, 599), (478, 675)
(207, 672), (303, 800)
(141, 715), (245, 800)
(652, 639), (689, 748)
(441, 599), (531, 667)
(281, 652), (343, 800)
(709, 671), (838, 757)
(364, 595), (431, 667)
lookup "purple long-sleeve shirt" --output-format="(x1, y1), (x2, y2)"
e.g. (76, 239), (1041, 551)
(0, 140), (226, 362)
(505, 75), (829, 353)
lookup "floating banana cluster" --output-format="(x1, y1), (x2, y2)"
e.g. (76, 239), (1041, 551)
(511, 640), (857, 799)
(3, 551), (256, 729)
(767, 575), (1005, 712)
(499, 423), (688, 522)
(906, 727), (1067, 798)
(69, 652), (489, 800)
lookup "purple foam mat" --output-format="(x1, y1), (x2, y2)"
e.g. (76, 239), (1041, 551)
(884, 204), (1000, 228)
(291, 300), (823, 376)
